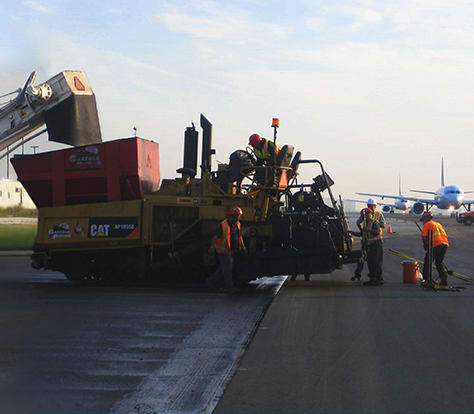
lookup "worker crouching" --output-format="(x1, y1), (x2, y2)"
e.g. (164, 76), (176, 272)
(248, 133), (281, 166)
(207, 206), (247, 293)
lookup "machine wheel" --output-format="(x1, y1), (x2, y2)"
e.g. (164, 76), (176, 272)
(463, 216), (473, 226)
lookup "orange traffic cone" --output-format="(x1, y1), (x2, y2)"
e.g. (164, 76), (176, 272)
(388, 223), (393, 234)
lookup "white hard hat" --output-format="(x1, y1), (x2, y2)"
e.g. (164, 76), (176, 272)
(367, 198), (376, 206)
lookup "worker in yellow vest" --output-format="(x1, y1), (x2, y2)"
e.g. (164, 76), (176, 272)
(420, 211), (449, 286)
(248, 133), (281, 165)
(207, 206), (247, 293)
(350, 198), (385, 285)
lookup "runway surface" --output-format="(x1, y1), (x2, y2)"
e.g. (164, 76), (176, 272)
(215, 215), (474, 413)
(0, 257), (283, 413)
(1, 214), (472, 413)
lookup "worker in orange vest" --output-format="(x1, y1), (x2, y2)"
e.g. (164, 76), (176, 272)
(248, 133), (281, 165)
(206, 206), (247, 293)
(420, 211), (449, 286)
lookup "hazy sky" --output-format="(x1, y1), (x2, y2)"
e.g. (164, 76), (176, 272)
(1, 0), (474, 199)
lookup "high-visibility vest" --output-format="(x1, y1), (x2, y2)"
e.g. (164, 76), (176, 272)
(366, 210), (383, 243)
(214, 219), (243, 255)
(255, 139), (281, 162)
(422, 220), (449, 247)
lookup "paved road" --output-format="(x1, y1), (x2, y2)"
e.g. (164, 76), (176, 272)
(0, 257), (283, 413)
(216, 216), (474, 413)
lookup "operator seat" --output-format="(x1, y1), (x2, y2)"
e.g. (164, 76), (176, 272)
(276, 145), (294, 167)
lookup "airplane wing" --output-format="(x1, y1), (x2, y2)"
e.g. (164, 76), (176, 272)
(356, 192), (403, 200)
(356, 193), (436, 206)
(347, 199), (398, 208)
(410, 190), (436, 195)
(398, 196), (436, 205)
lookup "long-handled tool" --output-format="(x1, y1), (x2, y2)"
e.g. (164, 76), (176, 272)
(388, 249), (472, 283)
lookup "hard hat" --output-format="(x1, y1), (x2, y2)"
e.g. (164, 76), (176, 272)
(367, 198), (376, 206)
(248, 133), (262, 147)
(228, 206), (243, 216)
(420, 211), (433, 221)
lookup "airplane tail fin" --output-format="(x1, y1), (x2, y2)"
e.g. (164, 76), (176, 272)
(441, 157), (445, 187)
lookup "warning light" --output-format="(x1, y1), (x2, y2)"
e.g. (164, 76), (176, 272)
(272, 118), (279, 128)
(74, 76), (86, 91)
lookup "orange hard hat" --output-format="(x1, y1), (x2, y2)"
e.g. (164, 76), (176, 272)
(248, 133), (262, 147)
(228, 206), (243, 216)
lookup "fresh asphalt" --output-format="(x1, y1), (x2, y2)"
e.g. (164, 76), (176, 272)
(215, 215), (474, 413)
(0, 256), (283, 413)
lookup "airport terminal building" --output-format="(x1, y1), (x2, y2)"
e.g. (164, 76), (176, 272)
(0, 179), (36, 209)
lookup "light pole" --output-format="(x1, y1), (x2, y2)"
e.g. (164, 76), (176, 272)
(6, 145), (9, 179)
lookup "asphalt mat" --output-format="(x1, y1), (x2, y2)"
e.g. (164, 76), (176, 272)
(215, 217), (474, 414)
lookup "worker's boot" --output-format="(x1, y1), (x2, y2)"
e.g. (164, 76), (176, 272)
(351, 274), (361, 281)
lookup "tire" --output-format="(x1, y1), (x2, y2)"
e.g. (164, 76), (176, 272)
(463, 216), (473, 226)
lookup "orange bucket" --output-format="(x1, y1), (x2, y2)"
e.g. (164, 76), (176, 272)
(402, 261), (419, 284)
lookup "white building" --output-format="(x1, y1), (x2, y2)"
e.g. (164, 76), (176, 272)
(0, 179), (36, 209)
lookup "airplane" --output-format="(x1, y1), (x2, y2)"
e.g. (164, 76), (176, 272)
(352, 176), (410, 213)
(357, 159), (474, 214)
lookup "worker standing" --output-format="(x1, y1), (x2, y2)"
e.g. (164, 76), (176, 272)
(248, 133), (281, 165)
(420, 211), (449, 286)
(351, 199), (385, 283)
(359, 198), (385, 285)
(207, 206), (247, 293)
(349, 208), (369, 281)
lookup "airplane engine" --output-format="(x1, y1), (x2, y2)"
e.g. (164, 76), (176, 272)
(382, 205), (391, 213)
(413, 202), (425, 215)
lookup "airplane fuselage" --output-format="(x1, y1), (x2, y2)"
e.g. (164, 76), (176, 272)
(393, 198), (409, 211)
(434, 185), (464, 209)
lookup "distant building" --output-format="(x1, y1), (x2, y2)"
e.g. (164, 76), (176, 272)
(0, 179), (36, 209)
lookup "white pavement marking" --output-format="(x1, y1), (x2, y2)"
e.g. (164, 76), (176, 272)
(111, 277), (286, 414)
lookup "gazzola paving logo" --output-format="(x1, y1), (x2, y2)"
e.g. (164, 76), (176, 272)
(48, 223), (71, 239)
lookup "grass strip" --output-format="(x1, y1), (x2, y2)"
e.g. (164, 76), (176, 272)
(0, 223), (37, 250)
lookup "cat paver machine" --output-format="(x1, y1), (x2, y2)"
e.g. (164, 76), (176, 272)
(15, 115), (358, 285)
(6, 73), (360, 285)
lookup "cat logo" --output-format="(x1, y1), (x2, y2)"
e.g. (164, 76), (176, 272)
(90, 224), (110, 237)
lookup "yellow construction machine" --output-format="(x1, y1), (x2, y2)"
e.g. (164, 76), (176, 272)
(3, 70), (359, 286)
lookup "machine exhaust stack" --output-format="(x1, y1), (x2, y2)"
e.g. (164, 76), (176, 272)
(200, 114), (214, 177)
(183, 123), (198, 177)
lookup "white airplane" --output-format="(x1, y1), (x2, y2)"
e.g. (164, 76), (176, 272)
(353, 176), (410, 213)
(358, 159), (474, 214)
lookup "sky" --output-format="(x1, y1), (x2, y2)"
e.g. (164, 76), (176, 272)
(1, 0), (474, 201)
